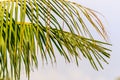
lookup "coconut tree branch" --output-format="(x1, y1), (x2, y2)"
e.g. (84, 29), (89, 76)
(0, 0), (111, 80)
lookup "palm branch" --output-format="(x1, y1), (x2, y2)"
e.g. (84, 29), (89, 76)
(0, 0), (111, 80)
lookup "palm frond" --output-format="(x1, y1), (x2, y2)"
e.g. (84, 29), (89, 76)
(0, 0), (111, 80)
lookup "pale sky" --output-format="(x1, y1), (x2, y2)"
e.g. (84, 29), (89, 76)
(20, 0), (120, 80)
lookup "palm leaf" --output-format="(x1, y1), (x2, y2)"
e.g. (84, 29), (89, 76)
(0, 0), (111, 80)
